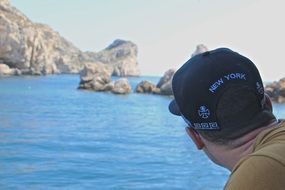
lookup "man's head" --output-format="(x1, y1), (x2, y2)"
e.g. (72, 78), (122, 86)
(169, 48), (275, 145)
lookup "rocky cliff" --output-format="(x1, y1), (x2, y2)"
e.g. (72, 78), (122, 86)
(81, 39), (140, 77)
(0, 0), (140, 76)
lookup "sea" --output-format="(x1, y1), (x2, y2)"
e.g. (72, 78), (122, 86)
(0, 75), (284, 190)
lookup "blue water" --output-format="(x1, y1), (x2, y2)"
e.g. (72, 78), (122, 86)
(0, 75), (284, 190)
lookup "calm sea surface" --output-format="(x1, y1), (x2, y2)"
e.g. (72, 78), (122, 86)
(0, 75), (284, 190)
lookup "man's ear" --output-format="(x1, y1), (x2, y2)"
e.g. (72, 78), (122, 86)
(185, 127), (204, 150)
(264, 93), (273, 112)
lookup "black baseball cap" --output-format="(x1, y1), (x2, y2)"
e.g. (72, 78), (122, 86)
(169, 48), (265, 130)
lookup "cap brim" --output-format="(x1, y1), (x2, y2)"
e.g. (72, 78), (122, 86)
(168, 100), (181, 116)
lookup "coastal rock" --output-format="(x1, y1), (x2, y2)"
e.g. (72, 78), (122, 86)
(0, 0), (84, 75)
(82, 39), (140, 77)
(265, 78), (285, 103)
(0, 1), (140, 76)
(0, 63), (13, 75)
(78, 63), (131, 95)
(156, 69), (176, 95)
(78, 63), (112, 91)
(135, 69), (175, 96)
(135, 80), (160, 94)
(191, 44), (208, 57)
(111, 78), (131, 94)
(0, 63), (21, 75)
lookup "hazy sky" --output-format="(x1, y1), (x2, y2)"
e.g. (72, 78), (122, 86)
(10, 0), (285, 81)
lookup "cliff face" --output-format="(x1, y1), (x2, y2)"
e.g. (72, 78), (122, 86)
(0, 1), (140, 76)
(82, 39), (140, 77)
(0, 0), (83, 75)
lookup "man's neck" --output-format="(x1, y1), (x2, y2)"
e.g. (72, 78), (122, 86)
(223, 119), (279, 170)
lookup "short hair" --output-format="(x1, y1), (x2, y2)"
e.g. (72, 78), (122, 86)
(197, 86), (276, 144)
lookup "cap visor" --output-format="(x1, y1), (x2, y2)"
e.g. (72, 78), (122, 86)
(168, 100), (181, 116)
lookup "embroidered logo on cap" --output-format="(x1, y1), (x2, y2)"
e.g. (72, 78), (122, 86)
(198, 106), (210, 119)
(209, 73), (247, 93)
(193, 122), (219, 129)
(256, 82), (264, 95)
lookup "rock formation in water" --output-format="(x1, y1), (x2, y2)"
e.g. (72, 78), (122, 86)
(0, 0), (140, 76)
(156, 69), (176, 95)
(135, 69), (175, 95)
(78, 63), (131, 94)
(78, 63), (113, 91)
(0, 63), (21, 75)
(265, 78), (285, 103)
(135, 80), (160, 94)
(111, 78), (131, 94)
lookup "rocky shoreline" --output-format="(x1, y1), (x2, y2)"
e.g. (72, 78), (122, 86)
(0, 0), (175, 96)
(0, 0), (140, 77)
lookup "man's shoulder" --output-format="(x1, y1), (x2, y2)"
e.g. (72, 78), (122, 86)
(225, 155), (285, 190)
(224, 123), (285, 189)
(252, 123), (285, 165)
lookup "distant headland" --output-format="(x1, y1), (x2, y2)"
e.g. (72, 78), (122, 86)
(0, 0), (139, 77)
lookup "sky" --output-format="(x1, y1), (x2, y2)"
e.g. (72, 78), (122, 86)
(10, 0), (285, 81)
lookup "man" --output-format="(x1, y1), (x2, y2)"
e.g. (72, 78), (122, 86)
(169, 48), (285, 189)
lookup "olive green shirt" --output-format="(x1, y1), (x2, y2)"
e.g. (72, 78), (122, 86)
(224, 120), (285, 190)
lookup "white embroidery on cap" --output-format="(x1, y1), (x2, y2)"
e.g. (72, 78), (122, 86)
(209, 78), (224, 93)
(209, 73), (247, 93)
(193, 122), (219, 129)
(256, 82), (264, 94)
(209, 122), (219, 129)
(198, 106), (210, 119)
